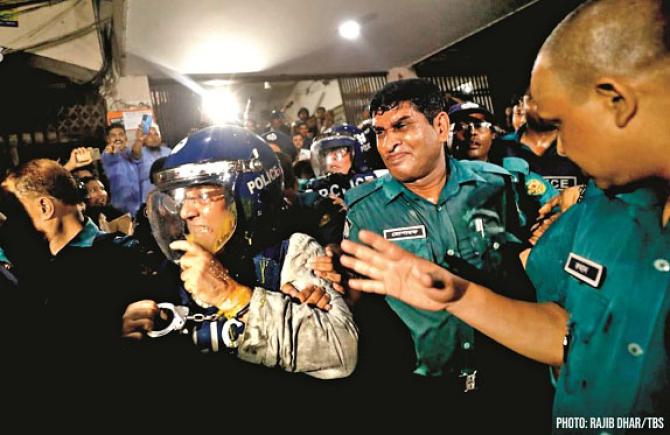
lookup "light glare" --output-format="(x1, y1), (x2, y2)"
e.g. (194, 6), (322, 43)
(202, 89), (241, 125)
(338, 20), (361, 40)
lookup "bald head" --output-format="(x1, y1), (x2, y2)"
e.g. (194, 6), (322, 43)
(539, 0), (670, 93)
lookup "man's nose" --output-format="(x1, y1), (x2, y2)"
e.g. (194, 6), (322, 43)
(379, 132), (399, 153)
(180, 200), (199, 220)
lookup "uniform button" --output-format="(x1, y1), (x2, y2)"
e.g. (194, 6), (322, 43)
(492, 242), (500, 250)
(462, 342), (471, 350)
(627, 342), (644, 357)
(654, 259), (670, 272)
(446, 249), (455, 256)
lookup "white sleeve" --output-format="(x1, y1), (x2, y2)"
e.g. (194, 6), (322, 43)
(237, 233), (358, 379)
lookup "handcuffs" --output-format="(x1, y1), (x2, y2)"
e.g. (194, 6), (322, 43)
(147, 302), (246, 349)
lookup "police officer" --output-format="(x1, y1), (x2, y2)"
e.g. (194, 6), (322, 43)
(121, 125), (357, 379)
(261, 129), (296, 161)
(495, 96), (588, 191)
(295, 126), (382, 245)
(340, 1), (670, 432)
(306, 128), (379, 198)
(342, 78), (552, 430)
(449, 102), (558, 228)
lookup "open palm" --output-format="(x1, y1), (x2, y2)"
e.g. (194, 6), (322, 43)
(340, 230), (468, 312)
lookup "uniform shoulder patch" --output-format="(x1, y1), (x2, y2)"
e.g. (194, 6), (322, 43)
(526, 178), (547, 196)
(344, 174), (387, 207)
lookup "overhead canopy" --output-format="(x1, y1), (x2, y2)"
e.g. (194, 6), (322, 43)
(122, 0), (539, 78)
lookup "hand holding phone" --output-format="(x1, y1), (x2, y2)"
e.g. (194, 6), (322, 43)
(74, 147), (101, 163)
(141, 114), (153, 135)
(74, 148), (91, 163)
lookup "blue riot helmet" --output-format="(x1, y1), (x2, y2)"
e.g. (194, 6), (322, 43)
(261, 129), (296, 161)
(147, 125), (284, 261)
(358, 118), (385, 171)
(323, 124), (369, 172)
(309, 132), (358, 177)
(325, 123), (361, 138)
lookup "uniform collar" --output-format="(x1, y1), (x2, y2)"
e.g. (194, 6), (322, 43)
(69, 217), (103, 248)
(381, 157), (484, 205)
(606, 179), (669, 209)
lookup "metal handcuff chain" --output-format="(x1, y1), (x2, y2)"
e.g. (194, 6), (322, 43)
(147, 302), (221, 338)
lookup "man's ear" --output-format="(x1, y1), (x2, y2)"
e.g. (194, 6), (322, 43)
(595, 78), (637, 128)
(38, 196), (55, 220)
(433, 111), (451, 142)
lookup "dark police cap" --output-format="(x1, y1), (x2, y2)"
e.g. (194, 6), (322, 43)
(448, 102), (494, 123)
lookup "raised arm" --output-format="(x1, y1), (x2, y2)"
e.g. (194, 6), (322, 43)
(340, 229), (567, 366)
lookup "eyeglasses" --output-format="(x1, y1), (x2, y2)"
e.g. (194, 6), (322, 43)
(183, 189), (227, 207)
(455, 120), (492, 131)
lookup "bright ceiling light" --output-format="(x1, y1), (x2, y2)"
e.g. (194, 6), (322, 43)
(202, 88), (241, 125)
(338, 20), (361, 40)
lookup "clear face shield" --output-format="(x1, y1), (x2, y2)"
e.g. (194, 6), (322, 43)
(147, 161), (248, 262)
(310, 135), (354, 177)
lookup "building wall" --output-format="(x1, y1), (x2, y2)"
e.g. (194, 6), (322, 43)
(282, 79), (343, 124)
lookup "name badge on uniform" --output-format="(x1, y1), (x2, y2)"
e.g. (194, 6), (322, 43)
(564, 252), (605, 288)
(383, 225), (426, 241)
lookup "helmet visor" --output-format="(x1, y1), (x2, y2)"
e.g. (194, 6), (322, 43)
(147, 172), (238, 262)
(310, 137), (354, 177)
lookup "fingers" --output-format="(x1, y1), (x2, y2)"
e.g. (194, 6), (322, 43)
(180, 269), (192, 291)
(122, 300), (159, 339)
(122, 319), (154, 339)
(280, 283), (332, 311)
(340, 237), (392, 278)
(537, 196), (558, 218)
(124, 300), (158, 320)
(325, 243), (342, 258)
(328, 195), (347, 212)
(170, 240), (199, 255)
(347, 278), (387, 295)
(559, 185), (582, 212)
(315, 270), (342, 285)
(311, 255), (335, 273)
(171, 240), (209, 269)
(357, 230), (409, 261)
(280, 282), (302, 301)
(332, 282), (345, 295)
(529, 212), (561, 245)
(340, 254), (384, 281)
(302, 286), (332, 311)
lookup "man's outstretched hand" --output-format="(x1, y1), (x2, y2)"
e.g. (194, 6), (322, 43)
(339, 230), (470, 312)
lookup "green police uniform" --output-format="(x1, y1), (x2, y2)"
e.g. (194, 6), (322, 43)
(503, 157), (558, 205)
(526, 181), (670, 434)
(345, 157), (525, 377)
